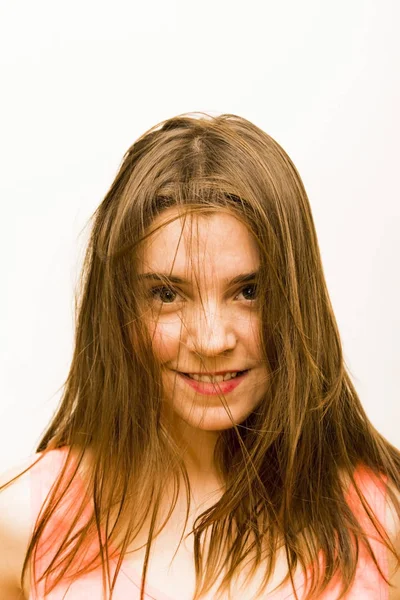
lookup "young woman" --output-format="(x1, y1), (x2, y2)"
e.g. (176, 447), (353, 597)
(1, 112), (400, 600)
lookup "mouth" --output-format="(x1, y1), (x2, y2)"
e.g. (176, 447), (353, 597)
(175, 369), (250, 395)
(180, 369), (249, 381)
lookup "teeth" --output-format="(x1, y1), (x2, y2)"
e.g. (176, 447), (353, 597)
(188, 372), (239, 383)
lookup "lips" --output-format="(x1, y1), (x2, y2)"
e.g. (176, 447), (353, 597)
(175, 369), (248, 376)
(182, 370), (247, 382)
(175, 369), (250, 395)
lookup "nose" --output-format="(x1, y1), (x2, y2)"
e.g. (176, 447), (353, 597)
(184, 303), (237, 356)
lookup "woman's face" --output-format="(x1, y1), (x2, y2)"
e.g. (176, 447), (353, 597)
(137, 207), (269, 432)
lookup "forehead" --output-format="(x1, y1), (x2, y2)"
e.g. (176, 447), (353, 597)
(139, 208), (259, 275)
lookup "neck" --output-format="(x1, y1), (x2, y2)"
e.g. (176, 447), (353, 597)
(161, 408), (224, 490)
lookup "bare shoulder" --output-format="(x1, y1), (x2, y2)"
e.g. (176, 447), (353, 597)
(0, 454), (41, 599)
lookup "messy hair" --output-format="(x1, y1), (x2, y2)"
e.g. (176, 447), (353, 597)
(2, 111), (400, 599)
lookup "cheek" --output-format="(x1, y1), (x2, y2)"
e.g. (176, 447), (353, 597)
(238, 314), (262, 352)
(149, 319), (182, 364)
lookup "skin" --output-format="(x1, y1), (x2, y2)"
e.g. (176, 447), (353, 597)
(137, 207), (270, 490)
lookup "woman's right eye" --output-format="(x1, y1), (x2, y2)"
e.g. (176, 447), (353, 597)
(149, 286), (180, 304)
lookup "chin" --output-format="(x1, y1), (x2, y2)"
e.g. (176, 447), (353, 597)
(172, 404), (256, 432)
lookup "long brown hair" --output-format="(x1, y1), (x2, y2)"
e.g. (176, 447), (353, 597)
(2, 111), (400, 599)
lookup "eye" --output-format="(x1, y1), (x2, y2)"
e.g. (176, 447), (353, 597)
(237, 283), (258, 301)
(148, 283), (258, 305)
(149, 285), (181, 304)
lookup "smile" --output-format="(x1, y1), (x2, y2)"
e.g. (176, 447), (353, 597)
(175, 370), (250, 395)
(184, 371), (243, 382)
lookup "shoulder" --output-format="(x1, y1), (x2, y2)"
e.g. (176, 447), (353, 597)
(384, 478), (400, 599)
(0, 453), (45, 596)
(0, 452), (46, 546)
(0, 447), (80, 596)
(349, 464), (400, 539)
(342, 465), (400, 598)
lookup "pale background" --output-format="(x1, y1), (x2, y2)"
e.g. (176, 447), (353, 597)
(0, 0), (399, 472)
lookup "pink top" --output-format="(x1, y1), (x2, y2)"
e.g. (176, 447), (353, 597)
(28, 447), (389, 599)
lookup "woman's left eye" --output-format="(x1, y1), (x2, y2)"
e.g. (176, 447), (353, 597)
(237, 283), (258, 301)
(149, 286), (180, 304)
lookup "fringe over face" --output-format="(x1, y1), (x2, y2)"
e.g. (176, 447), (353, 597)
(3, 112), (400, 600)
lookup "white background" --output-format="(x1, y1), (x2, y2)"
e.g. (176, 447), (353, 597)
(0, 0), (399, 471)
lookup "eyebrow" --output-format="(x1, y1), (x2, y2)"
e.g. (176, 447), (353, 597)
(137, 270), (259, 286)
